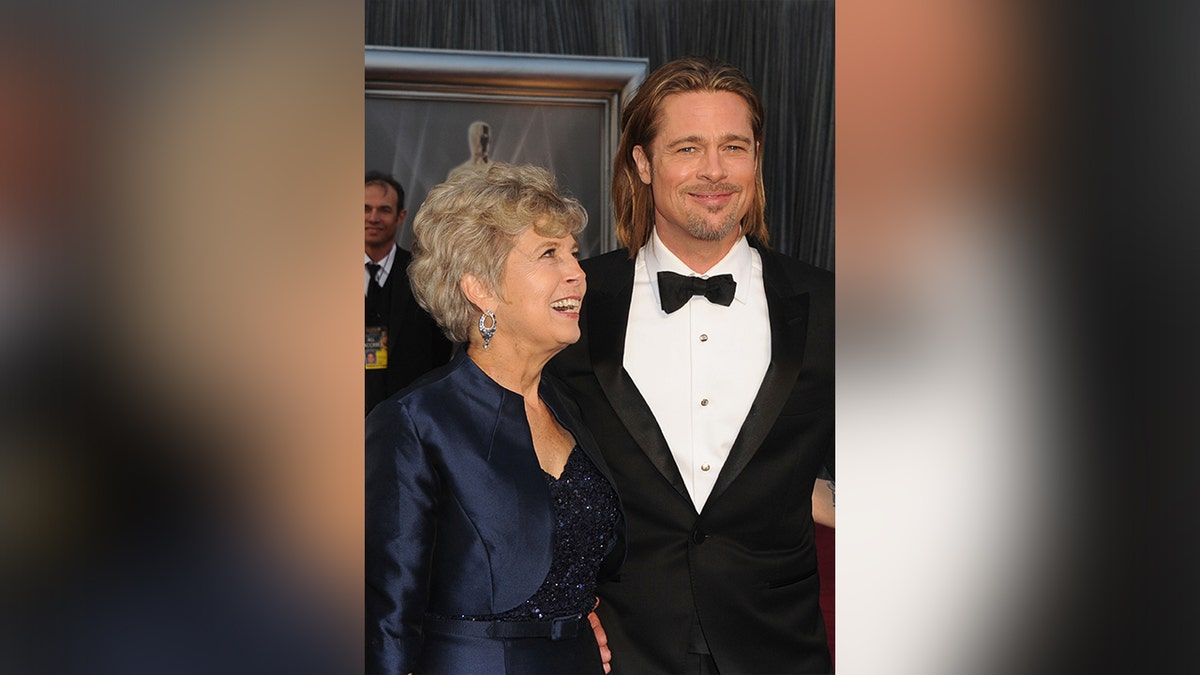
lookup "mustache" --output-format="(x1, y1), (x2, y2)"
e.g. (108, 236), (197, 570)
(681, 183), (743, 194)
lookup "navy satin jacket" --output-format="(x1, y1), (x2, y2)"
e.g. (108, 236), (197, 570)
(365, 350), (624, 674)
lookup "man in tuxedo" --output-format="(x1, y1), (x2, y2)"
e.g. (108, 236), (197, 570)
(364, 172), (452, 415)
(553, 57), (834, 674)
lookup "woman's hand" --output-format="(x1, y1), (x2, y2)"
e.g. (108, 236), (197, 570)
(589, 598), (611, 673)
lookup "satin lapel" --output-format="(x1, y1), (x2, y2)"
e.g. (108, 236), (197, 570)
(706, 251), (811, 508)
(540, 377), (608, 480)
(586, 256), (690, 502)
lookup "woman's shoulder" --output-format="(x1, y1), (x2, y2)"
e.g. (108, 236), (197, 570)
(369, 351), (518, 438)
(365, 355), (463, 426)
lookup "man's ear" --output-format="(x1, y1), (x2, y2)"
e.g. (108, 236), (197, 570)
(460, 273), (494, 311)
(398, 208), (408, 223)
(632, 145), (653, 185)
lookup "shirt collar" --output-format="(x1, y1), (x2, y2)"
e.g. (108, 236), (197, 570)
(642, 228), (753, 306)
(364, 244), (398, 275)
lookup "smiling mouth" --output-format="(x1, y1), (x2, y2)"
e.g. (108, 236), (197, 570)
(550, 298), (582, 313)
(686, 184), (741, 201)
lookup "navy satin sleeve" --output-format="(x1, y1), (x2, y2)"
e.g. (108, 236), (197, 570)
(366, 400), (436, 675)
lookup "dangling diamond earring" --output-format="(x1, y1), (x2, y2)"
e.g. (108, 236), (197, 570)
(478, 309), (497, 349)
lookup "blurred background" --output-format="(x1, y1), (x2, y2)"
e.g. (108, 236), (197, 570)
(1, 0), (1184, 673)
(0, 1), (362, 672)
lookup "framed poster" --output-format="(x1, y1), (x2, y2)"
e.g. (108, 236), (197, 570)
(366, 47), (648, 257)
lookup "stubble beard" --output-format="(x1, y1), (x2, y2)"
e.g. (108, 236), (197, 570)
(686, 207), (741, 242)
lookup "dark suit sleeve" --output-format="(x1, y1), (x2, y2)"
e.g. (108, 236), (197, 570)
(810, 265), (834, 483)
(380, 249), (455, 401)
(365, 401), (438, 675)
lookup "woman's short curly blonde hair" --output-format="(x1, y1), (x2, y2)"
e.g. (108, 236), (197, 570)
(408, 163), (587, 343)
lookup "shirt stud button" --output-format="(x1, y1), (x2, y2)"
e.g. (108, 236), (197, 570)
(701, 463), (711, 471)
(700, 398), (709, 406)
(699, 334), (709, 342)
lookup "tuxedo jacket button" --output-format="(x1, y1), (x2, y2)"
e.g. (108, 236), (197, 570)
(691, 530), (707, 545)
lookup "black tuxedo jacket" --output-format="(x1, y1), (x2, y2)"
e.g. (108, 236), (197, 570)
(365, 247), (453, 415)
(552, 243), (834, 674)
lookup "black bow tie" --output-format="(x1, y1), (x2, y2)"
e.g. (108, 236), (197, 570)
(657, 271), (737, 314)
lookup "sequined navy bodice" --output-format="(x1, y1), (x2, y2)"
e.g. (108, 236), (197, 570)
(461, 446), (619, 621)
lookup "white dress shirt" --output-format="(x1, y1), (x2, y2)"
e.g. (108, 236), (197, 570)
(623, 230), (771, 511)
(365, 245), (397, 296)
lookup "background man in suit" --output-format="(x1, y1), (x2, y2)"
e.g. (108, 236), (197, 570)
(552, 56), (834, 674)
(365, 171), (452, 415)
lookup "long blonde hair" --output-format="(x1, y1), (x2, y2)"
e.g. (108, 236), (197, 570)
(613, 56), (768, 255)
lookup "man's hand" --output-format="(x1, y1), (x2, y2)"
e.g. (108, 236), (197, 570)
(589, 598), (611, 673)
(812, 479), (835, 527)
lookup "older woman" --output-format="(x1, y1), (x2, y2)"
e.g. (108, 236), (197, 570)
(366, 163), (622, 675)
